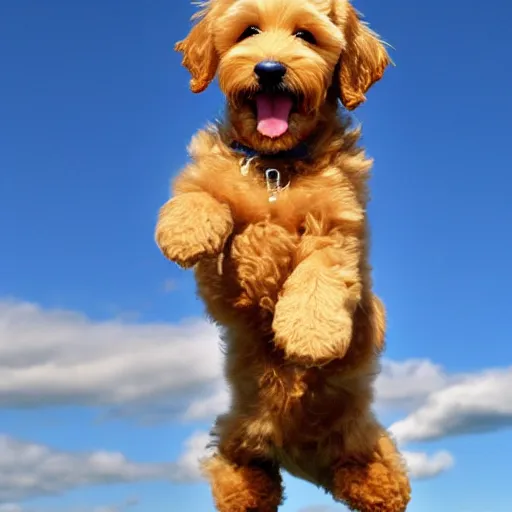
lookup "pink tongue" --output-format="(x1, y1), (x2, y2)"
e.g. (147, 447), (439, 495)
(256, 93), (293, 138)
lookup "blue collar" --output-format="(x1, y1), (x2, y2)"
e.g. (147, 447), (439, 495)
(230, 141), (310, 161)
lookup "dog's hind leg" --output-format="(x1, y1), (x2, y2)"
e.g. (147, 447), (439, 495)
(329, 417), (411, 512)
(203, 455), (283, 512)
(202, 412), (284, 512)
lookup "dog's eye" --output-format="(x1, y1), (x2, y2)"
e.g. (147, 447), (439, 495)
(237, 26), (261, 42)
(294, 30), (317, 45)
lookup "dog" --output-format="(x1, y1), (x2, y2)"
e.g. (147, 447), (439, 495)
(155, 0), (411, 510)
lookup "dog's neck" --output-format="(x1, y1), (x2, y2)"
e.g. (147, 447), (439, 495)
(229, 140), (310, 161)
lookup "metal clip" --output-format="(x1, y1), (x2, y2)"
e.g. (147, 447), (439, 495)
(240, 156), (255, 176)
(265, 168), (281, 202)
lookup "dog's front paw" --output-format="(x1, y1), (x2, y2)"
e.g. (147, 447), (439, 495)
(272, 292), (353, 365)
(155, 192), (233, 268)
(272, 261), (358, 365)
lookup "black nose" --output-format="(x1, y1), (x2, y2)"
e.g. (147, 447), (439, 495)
(254, 60), (286, 84)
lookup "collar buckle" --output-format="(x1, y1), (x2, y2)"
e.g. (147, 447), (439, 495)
(265, 168), (281, 203)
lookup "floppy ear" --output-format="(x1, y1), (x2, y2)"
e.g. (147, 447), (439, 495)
(175, 5), (219, 93)
(335, 3), (391, 110)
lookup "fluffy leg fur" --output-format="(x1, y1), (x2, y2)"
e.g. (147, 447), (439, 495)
(203, 455), (283, 512)
(155, 191), (233, 268)
(272, 236), (362, 365)
(204, 412), (284, 512)
(231, 221), (298, 310)
(330, 418), (411, 512)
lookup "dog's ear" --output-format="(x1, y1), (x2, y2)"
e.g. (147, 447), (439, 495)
(175, 5), (219, 93)
(334, 3), (391, 110)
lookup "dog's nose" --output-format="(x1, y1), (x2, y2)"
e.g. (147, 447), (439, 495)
(254, 61), (287, 84)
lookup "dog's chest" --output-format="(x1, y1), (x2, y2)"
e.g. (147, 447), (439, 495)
(225, 218), (298, 311)
(214, 159), (304, 306)
(196, 152), (350, 317)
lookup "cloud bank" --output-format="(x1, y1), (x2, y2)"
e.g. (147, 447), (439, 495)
(0, 432), (203, 502)
(0, 300), (223, 420)
(390, 367), (512, 444)
(1, 298), (511, 502)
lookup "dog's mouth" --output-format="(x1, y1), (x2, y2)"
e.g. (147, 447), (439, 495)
(244, 87), (299, 139)
(254, 91), (294, 138)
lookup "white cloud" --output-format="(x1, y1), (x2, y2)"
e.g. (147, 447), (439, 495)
(389, 367), (512, 444)
(0, 432), (202, 502)
(375, 359), (450, 408)
(182, 384), (230, 421)
(0, 500), (139, 512)
(0, 300), (224, 421)
(0, 505), (23, 512)
(0, 503), (138, 512)
(402, 450), (454, 480)
(173, 431), (211, 481)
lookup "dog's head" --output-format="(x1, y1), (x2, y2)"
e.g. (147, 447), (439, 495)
(176, 0), (390, 151)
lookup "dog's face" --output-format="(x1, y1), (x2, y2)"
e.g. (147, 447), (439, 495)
(176, 0), (390, 151)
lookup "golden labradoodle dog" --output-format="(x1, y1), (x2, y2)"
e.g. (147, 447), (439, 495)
(155, 0), (411, 510)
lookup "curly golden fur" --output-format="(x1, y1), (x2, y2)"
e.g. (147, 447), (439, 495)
(156, 0), (411, 510)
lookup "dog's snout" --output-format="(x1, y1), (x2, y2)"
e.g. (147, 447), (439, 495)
(254, 61), (287, 84)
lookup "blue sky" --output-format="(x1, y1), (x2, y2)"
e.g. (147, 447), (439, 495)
(1, 0), (511, 511)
